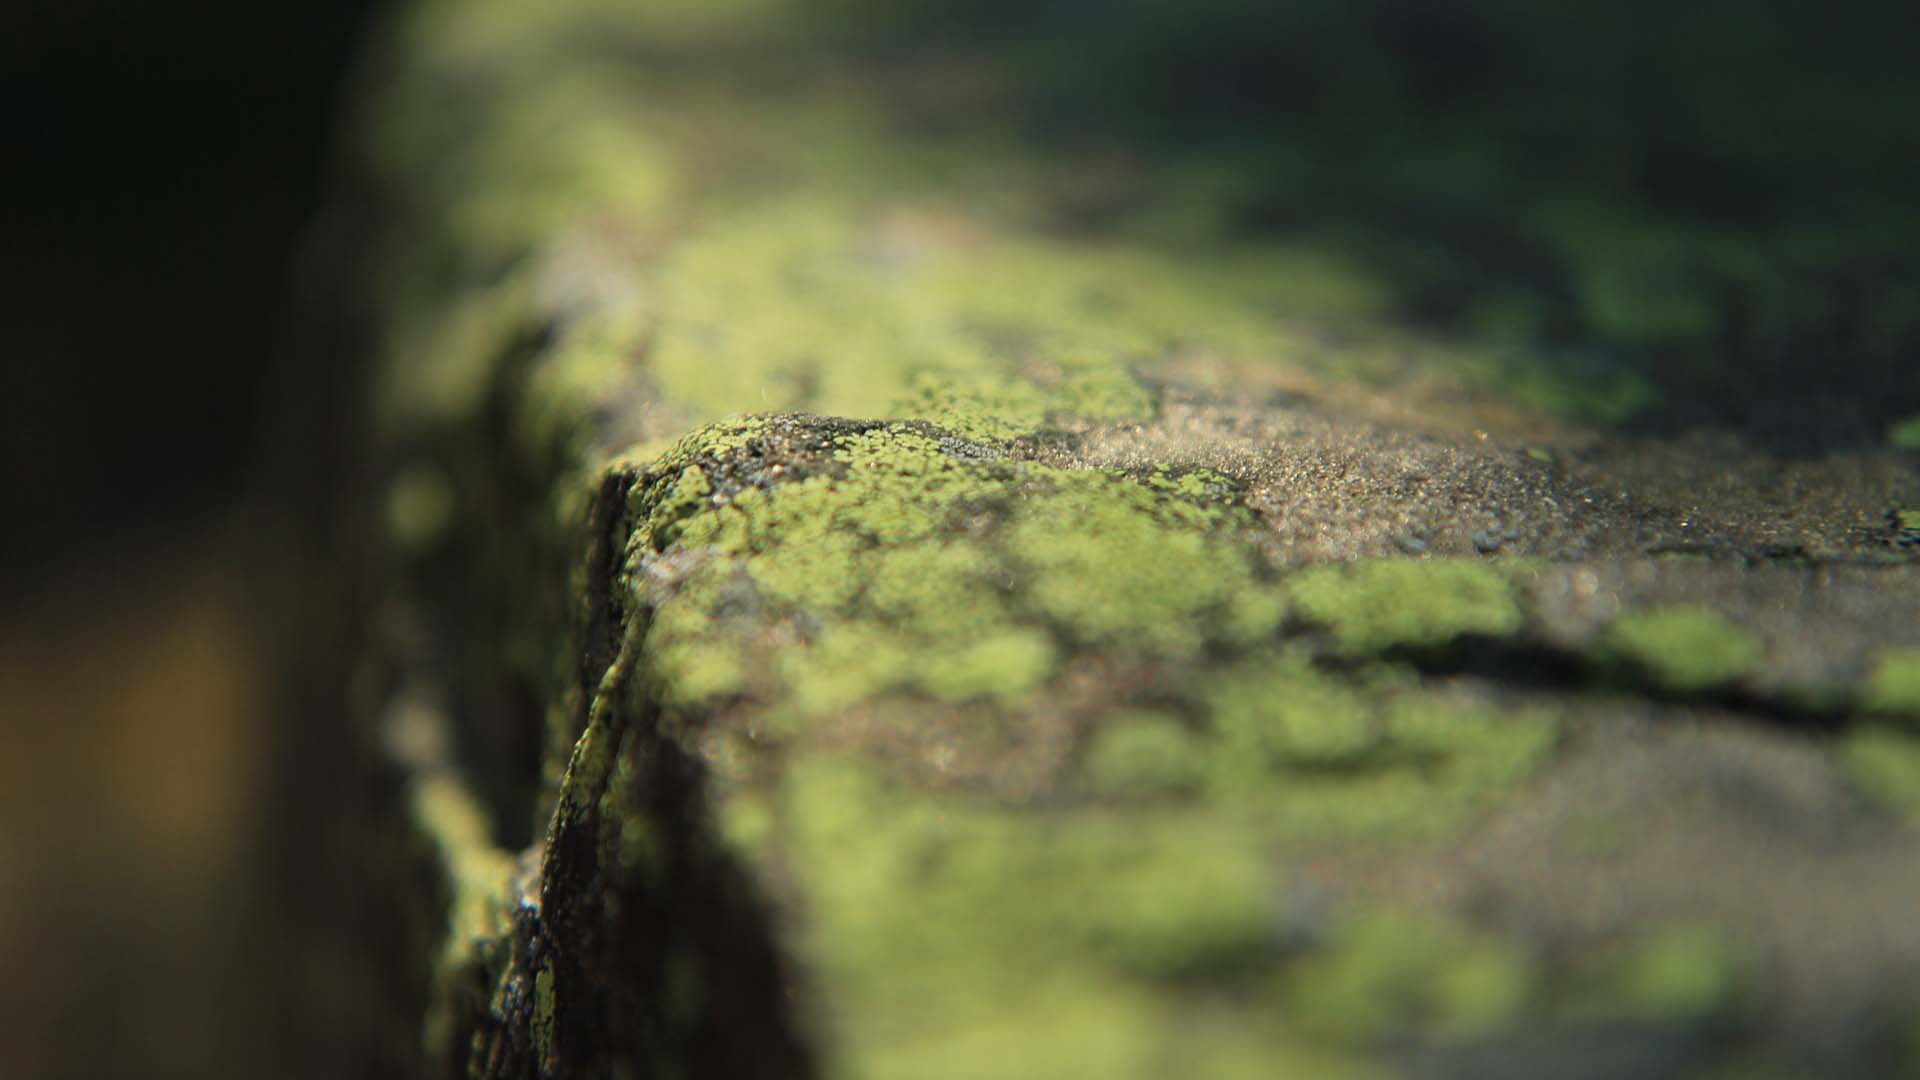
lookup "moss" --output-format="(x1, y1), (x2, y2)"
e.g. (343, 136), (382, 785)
(1602, 606), (1764, 693)
(1083, 712), (1211, 798)
(1143, 465), (1238, 500)
(1287, 560), (1525, 655)
(409, 768), (520, 1069)
(652, 466), (713, 547)
(1173, 685), (1541, 839)
(1006, 489), (1259, 656)
(645, 561), (752, 707)
(411, 774), (517, 951)
(716, 790), (776, 862)
(1052, 653), (1564, 838)
(859, 541), (1014, 634)
(1279, 910), (1535, 1044)
(1889, 415), (1920, 451)
(553, 618), (646, 826)
(531, 964), (558, 1069)
(623, 425), (1411, 865)
(1207, 658), (1381, 768)
(637, 186), (1589, 442)
(1577, 924), (1744, 1021)
(779, 753), (1305, 1053)
(1840, 725), (1920, 824)
(645, 198), (1195, 440)
(916, 628), (1057, 704)
(1221, 586), (1290, 647)
(1863, 649), (1920, 720)
(632, 422), (1279, 725)
(780, 754), (1288, 1076)
(779, 622), (914, 718)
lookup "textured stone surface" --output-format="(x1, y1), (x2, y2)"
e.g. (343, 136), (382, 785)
(359, 2), (1920, 1076)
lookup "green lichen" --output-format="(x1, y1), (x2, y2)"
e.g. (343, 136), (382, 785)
(632, 422), (1279, 725)
(1144, 465), (1237, 500)
(1006, 489), (1259, 656)
(1840, 725), (1920, 824)
(1207, 657), (1381, 768)
(1279, 909), (1535, 1044)
(1575, 923), (1744, 1021)
(779, 622), (914, 718)
(1888, 415), (1920, 451)
(630, 421), (1559, 842)
(716, 788), (776, 862)
(1288, 559), (1525, 654)
(1863, 649), (1920, 720)
(780, 753), (1290, 1078)
(1602, 606), (1764, 693)
(646, 563), (752, 707)
(1080, 648), (1559, 835)
(917, 628), (1058, 704)
(532, 964), (558, 1069)
(1082, 711), (1211, 798)
(1200, 670), (1559, 838)
(409, 767), (519, 1070)
(646, 199), (1186, 440)
(412, 774), (517, 953)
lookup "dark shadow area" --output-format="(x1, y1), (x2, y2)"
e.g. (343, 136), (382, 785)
(813, 0), (1920, 454)
(1, 4), (388, 1078)
(1, 1), (386, 586)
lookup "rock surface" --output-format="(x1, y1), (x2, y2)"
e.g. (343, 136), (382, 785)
(358, 2), (1920, 1076)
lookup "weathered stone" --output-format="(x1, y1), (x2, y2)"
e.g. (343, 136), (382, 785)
(358, 2), (1920, 1076)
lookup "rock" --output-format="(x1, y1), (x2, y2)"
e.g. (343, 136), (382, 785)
(355, 2), (1920, 1076)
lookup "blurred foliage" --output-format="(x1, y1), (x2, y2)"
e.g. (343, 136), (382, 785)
(803, 0), (1920, 450)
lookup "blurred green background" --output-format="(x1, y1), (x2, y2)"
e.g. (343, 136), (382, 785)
(802, 0), (1920, 451)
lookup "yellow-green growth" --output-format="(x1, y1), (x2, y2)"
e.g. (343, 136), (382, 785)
(532, 965), (558, 1070)
(781, 754), (1289, 1078)
(1863, 649), (1920, 721)
(1207, 659), (1380, 768)
(1279, 910), (1535, 1044)
(647, 200), (1181, 438)
(1575, 924), (1744, 1021)
(1603, 606), (1763, 693)
(1888, 415), (1920, 451)
(634, 423), (1276, 723)
(1007, 490), (1259, 657)
(1200, 674), (1557, 838)
(1083, 712), (1211, 798)
(412, 775), (517, 952)
(1840, 726), (1920, 825)
(1288, 560), (1525, 654)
